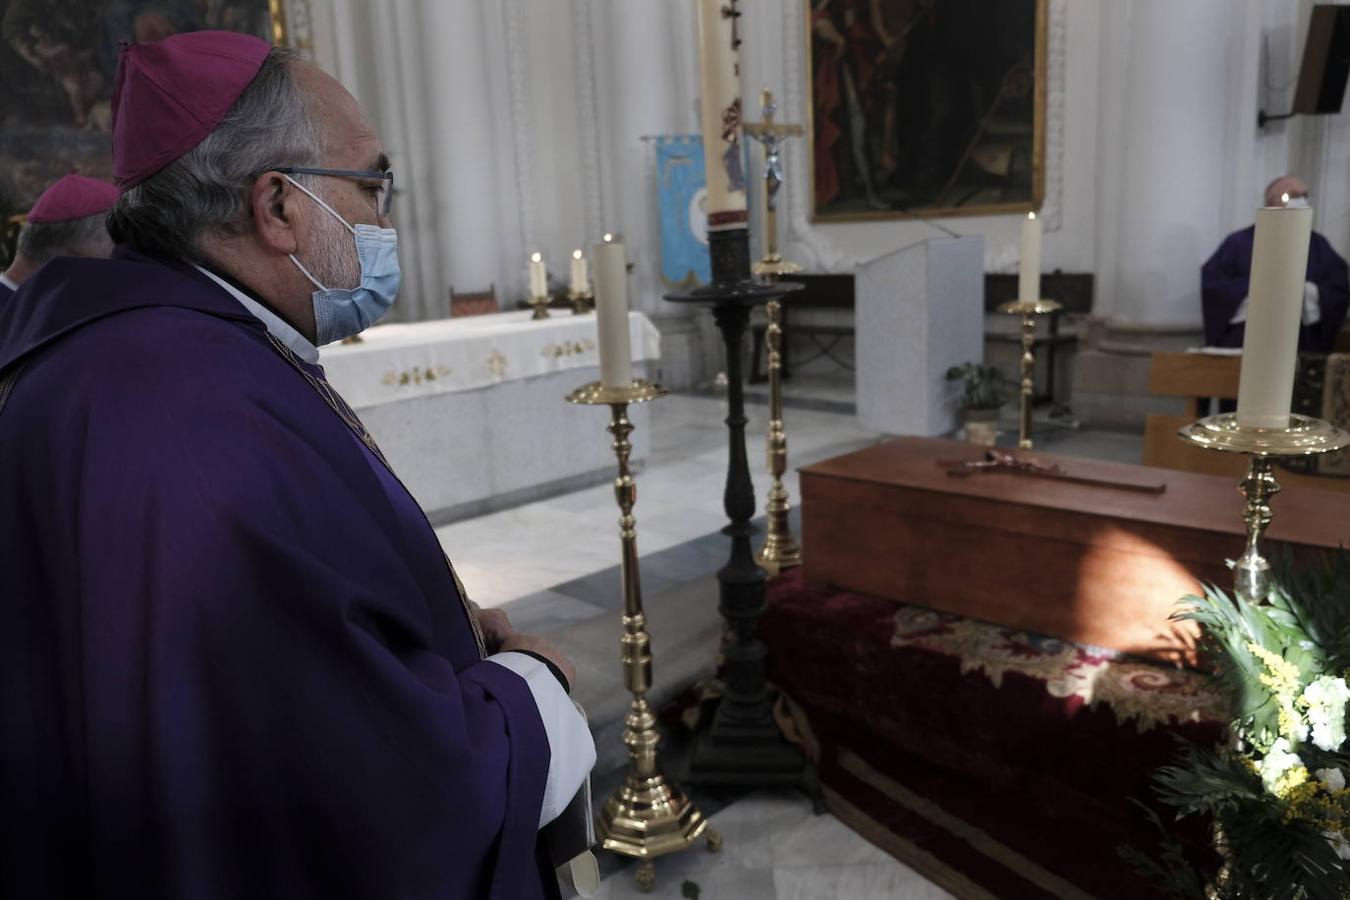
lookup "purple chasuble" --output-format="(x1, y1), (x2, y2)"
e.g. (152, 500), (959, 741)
(0, 248), (559, 900)
(0, 281), (12, 305)
(1201, 225), (1350, 350)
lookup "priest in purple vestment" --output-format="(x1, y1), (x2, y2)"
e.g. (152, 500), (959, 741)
(1201, 175), (1350, 351)
(0, 173), (117, 303)
(0, 31), (594, 900)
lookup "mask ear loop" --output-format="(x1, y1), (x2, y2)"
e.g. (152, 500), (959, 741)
(282, 173), (358, 235)
(289, 252), (328, 291)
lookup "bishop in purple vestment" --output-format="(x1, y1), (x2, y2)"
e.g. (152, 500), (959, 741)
(0, 173), (118, 303)
(0, 32), (594, 900)
(1201, 175), (1350, 351)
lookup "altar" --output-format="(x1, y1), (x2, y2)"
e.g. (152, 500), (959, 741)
(320, 310), (661, 522)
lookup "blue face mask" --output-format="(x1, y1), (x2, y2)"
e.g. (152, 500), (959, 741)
(284, 174), (400, 345)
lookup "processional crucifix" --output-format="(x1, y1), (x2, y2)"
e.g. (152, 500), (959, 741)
(743, 90), (806, 572)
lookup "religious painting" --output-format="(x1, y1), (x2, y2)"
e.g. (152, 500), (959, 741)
(807, 0), (1046, 221)
(0, 0), (288, 229)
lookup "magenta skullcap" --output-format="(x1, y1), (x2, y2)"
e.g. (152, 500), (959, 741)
(26, 173), (120, 224)
(111, 30), (272, 189)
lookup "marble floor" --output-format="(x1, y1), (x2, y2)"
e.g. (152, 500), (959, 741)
(433, 393), (1143, 899)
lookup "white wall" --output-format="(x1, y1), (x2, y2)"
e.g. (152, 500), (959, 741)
(302, 0), (1350, 330)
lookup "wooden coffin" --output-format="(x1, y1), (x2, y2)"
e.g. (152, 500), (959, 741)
(799, 437), (1349, 665)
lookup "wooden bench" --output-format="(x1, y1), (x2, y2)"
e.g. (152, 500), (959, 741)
(1143, 350), (1350, 492)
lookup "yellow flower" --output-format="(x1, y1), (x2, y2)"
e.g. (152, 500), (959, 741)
(1249, 643), (1302, 698)
(1274, 765), (1310, 799)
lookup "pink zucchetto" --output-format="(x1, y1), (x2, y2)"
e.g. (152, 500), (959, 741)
(26, 173), (120, 224)
(111, 30), (272, 190)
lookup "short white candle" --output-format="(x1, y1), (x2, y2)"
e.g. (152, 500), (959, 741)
(695, 0), (748, 227)
(528, 252), (548, 299)
(1236, 205), (1314, 428)
(592, 238), (632, 390)
(1018, 211), (1041, 302)
(570, 249), (589, 294)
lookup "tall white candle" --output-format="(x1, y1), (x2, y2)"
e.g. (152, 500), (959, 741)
(1236, 205), (1314, 428)
(593, 238), (632, 389)
(695, 0), (748, 229)
(1018, 211), (1042, 301)
(528, 252), (548, 299)
(570, 249), (589, 294)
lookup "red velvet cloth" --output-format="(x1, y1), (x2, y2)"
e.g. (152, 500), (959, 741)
(762, 569), (1222, 899)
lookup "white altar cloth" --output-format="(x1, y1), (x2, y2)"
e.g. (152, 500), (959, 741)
(320, 310), (661, 410)
(316, 310), (660, 523)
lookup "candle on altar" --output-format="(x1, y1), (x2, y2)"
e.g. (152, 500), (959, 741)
(1236, 205), (1314, 428)
(593, 237), (632, 390)
(528, 252), (548, 299)
(570, 249), (589, 294)
(695, 0), (747, 228)
(1018, 211), (1041, 302)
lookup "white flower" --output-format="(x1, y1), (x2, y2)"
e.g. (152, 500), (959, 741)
(1258, 738), (1304, 793)
(1300, 676), (1350, 752)
(1327, 830), (1350, 861)
(1315, 767), (1346, 793)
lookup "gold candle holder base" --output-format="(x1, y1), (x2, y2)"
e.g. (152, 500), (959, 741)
(752, 255), (803, 575)
(566, 378), (719, 893)
(1178, 413), (1349, 602)
(569, 289), (595, 315)
(528, 293), (552, 320)
(997, 298), (1062, 450)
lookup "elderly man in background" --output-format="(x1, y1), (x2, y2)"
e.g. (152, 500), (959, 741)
(0, 31), (592, 900)
(1202, 174), (1350, 352)
(0, 173), (117, 302)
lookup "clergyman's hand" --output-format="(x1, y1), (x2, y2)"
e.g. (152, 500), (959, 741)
(475, 607), (517, 654)
(499, 634), (578, 691)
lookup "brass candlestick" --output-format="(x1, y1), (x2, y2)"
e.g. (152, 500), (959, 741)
(528, 292), (552, 320)
(569, 289), (594, 315)
(747, 88), (805, 574)
(566, 379), (718, 893)
(997, 298), (1062, 449)
(1178, 413), (1349, 602)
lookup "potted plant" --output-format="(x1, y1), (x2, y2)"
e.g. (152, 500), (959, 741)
(946, 362), (1008, 444)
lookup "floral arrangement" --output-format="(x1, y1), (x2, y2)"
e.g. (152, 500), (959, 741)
(1125, 550), (1350, 899)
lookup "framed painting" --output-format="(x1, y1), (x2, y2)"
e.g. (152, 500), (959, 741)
(0, 0), (306, 235)
(807, 0), (1046, 222)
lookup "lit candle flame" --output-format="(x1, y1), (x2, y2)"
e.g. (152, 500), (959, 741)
(1281, 192), (1291, 205)
(1028, 211), (1037, 221)
(530, 252), (542, 263)
(602, 233), (614, 243)
(572, 249), (583, 259)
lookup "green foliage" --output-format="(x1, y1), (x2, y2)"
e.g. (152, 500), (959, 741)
(944, 362), (1008, 411)
(1125, 549), (1350, 899)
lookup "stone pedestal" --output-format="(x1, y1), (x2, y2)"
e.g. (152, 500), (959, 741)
(857, 236), (985, 436)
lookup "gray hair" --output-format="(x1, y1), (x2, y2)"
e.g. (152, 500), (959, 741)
(106, 47), (323, 261)
(15, 213), (111, 265)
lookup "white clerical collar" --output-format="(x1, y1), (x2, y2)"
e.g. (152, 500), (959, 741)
(0, 273), (19, 291)
(193, 264), (319, 364)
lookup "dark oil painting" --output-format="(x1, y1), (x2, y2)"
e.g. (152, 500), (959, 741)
(0, 1), (273, 220)
(808, 0), (1045, 221)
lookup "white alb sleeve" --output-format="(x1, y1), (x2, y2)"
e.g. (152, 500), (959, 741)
(486, 651), (597, 827)
(1303, 281), (1322, 326)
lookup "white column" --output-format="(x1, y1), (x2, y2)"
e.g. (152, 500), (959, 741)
(593, 0), (697, 315)
(1094, 0), (1234, 326)
(423, 0), (505, 306)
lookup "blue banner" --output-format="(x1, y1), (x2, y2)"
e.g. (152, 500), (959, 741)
(655, 136), (710, 287)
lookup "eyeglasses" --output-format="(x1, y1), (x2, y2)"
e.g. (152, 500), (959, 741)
(274, 166), (395, 217)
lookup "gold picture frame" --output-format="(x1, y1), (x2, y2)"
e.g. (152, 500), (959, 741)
(806, 0), (1047, 222)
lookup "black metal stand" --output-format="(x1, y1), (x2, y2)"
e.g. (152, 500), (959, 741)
(665, 227), (818, 800)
